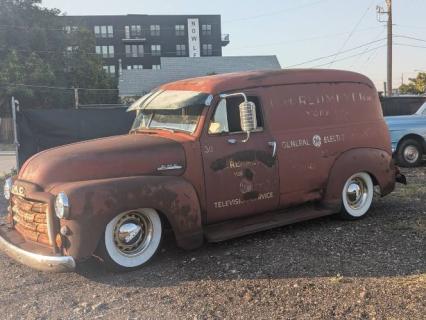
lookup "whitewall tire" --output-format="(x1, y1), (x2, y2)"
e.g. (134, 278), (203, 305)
(340, 172), (374, 219)
(100, 208), (162, 271)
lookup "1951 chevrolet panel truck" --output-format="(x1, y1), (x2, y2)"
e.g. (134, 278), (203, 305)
(0, 69), (406, 272)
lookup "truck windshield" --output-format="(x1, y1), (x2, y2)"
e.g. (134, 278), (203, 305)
(131, 90), (210, 133)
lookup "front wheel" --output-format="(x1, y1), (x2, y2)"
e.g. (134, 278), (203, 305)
(340, 172), (374, 220)
(98, 208), (162, 271)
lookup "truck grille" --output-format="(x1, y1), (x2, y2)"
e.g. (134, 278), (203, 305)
(11, 195), (50, 246)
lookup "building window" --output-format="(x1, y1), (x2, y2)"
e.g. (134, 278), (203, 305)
(64, 25), (78, 34)
(176, 44), (186, 56)
(103, 65), (116, 75)
(125, 44), (144, 58)
(150, 25), (160, 36)
(94, 25), (113, 38)
(202, 24), (212, 36)
(96, 45), (114, 58)
(125, 65), (144, 70)
(152, 64), (161, 70)
(125, 25), (142, 38)
(175, 25), (185, 36)
(151, 44), (161, 56)
(65, 46), (79, 55)
(202, 44), (213, 56)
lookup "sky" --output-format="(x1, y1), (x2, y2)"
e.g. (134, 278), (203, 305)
(42, 0), (426, 91)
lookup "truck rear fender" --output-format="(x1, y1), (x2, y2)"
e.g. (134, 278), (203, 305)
(52, 176), (203, 260)
(322, 148), (395, 210)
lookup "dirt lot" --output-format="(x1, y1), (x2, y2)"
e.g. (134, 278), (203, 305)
(0, 166), (424, 320)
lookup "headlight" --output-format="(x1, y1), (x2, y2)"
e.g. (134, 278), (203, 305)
(3, 178), (12, 200)
(55, 192), (70, 219)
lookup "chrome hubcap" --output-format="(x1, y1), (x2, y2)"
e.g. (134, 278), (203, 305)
(113, 212), (153, 257)
(403, 145), (419, 163)
(346, 178), (368, 210)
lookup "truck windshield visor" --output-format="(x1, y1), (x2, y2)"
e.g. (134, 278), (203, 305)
(131, 90), (210, 133)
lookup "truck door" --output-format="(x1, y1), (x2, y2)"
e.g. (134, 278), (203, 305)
(200, 94), (279, 224)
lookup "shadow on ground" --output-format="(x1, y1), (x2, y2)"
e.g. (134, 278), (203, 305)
(75, 175), (425, 288)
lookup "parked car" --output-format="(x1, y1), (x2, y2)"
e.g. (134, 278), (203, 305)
(385, 102), (426, 167)
(0, 69), (406, 272)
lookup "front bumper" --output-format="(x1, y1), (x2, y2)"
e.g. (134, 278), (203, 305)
(0, 222), (75, 272)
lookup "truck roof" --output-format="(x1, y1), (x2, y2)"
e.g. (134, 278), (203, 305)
(160, 69), (375, 95)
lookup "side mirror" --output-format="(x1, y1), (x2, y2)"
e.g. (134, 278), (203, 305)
(239, 101), (257, 142)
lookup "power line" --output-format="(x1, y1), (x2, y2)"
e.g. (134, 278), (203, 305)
(311, 44), (387, 68)
(395, 43), (426, 49)
(231, 26), (383, 50)
(285, 38), (386, 68)
(328, 0), (375, 66)
(350, 27), (386, 68)
(223, 0), (328, 24)
(0, 83), (118, 91)
(394, 34), (426, 43)
(394, 24), (426, 30)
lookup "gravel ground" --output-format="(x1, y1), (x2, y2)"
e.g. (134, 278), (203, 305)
(0, 166), (424, 320)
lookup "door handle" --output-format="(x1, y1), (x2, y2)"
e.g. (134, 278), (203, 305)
(268, 141), (277, 158)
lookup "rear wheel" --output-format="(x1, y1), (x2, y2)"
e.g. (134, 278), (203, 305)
(340, 172), (374, 220)
(98, 208), (162, 272)
(397, 139), (423, 167)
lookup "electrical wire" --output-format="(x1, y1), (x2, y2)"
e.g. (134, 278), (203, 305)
(285, 38), (386, 68)
(223, 0), (328, 24)
(328, 0), (375, 67)
(395, 43), (426, 49)
(310, 44), (387, 68)
(231, 26), (383, 50)
(0, 83), (118, 91)
(394, 34), (426, 43)
(349, 27), (386, 68)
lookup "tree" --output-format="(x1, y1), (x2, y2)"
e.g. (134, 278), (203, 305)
(0, 0), (118, 116)
(399, 73), (426, 95)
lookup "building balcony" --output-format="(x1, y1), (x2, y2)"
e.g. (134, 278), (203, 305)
(221, 34), (230, 46)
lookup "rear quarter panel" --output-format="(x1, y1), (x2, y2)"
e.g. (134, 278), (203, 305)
(261, 82), (390, 208)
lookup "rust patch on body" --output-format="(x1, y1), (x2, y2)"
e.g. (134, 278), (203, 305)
(210, 150), (275, 171)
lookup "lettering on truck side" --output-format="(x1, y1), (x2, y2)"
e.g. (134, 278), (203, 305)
(214, 192), (274, 208)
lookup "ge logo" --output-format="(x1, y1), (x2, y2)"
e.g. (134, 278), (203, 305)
(312, 135), (322, 148)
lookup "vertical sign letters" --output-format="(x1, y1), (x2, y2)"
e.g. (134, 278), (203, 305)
(187, 18), (201, 57)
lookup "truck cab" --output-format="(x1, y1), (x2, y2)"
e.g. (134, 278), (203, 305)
(0, 69), (404, 272)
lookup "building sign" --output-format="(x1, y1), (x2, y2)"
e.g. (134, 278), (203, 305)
(188, 18), (201, 57)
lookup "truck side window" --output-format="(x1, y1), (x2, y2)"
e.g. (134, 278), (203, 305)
(208, 96), (263, 134)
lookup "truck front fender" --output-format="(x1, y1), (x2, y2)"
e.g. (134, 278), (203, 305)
(51, 176), (203, 260)
(322, 148), (396, 210)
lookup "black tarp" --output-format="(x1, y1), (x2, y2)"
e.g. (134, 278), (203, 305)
(17, 108), (134, 167)
(380, 96), (426, 116)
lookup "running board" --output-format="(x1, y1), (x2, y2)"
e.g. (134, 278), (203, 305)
(204, 205), (335, 243)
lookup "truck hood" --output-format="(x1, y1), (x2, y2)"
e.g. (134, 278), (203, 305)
(18, 134), (186, 189)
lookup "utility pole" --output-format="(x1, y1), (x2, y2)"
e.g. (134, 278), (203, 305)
(377, 0), (392, 96)
(386, 0), (392, 96)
